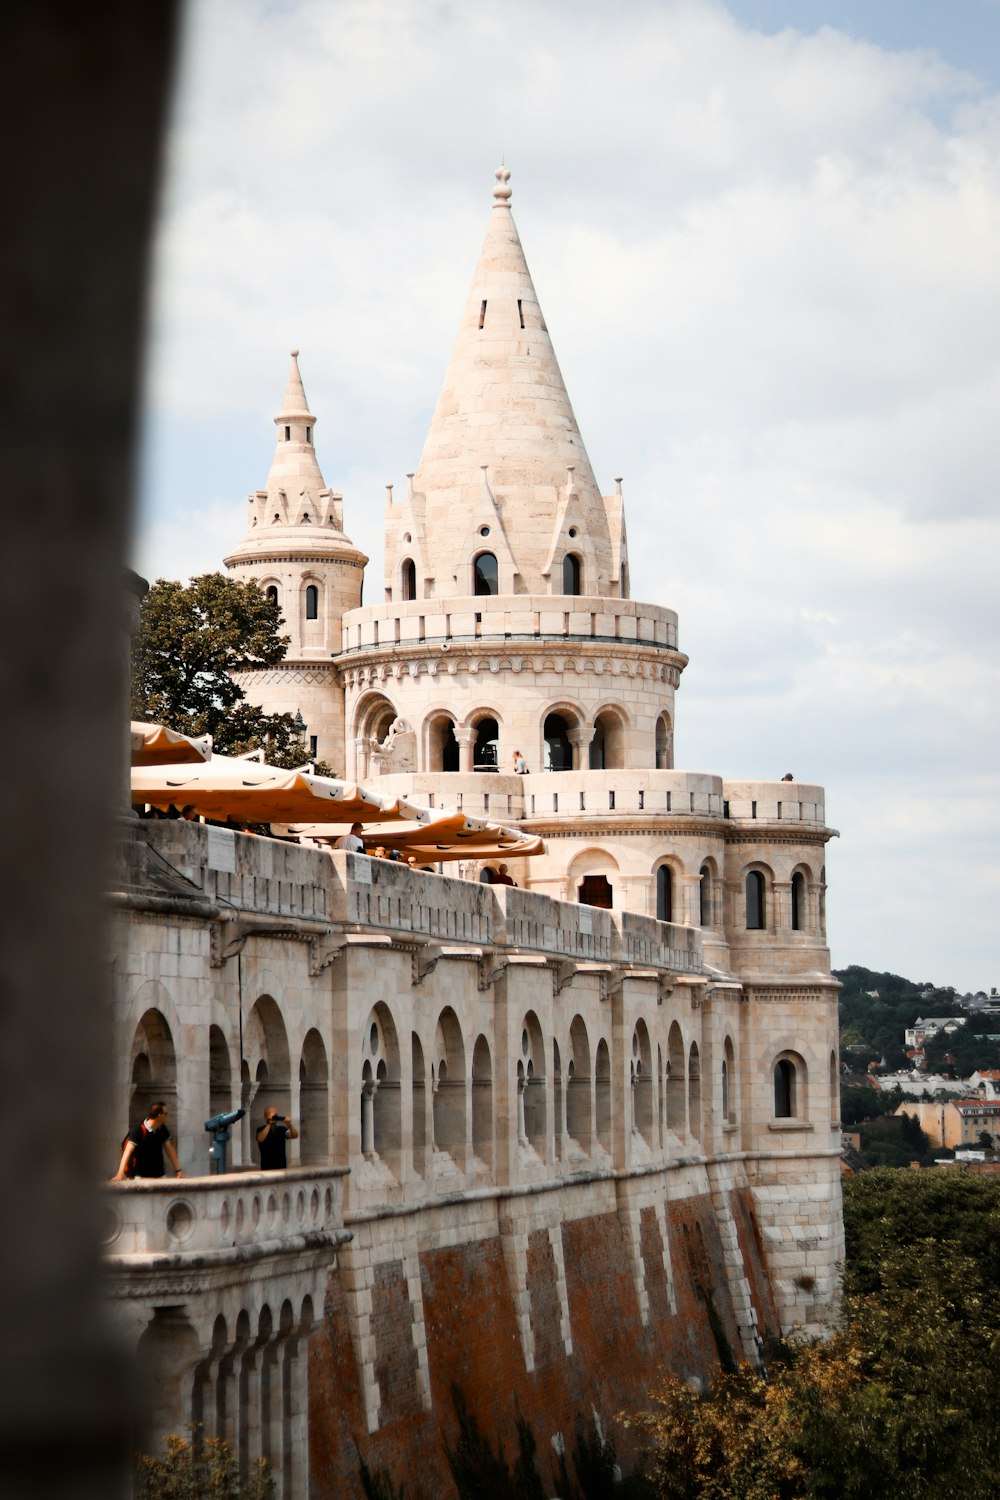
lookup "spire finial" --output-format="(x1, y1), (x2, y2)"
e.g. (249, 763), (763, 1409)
(290, 348), (299, 359)
(493, 164), (512, 205)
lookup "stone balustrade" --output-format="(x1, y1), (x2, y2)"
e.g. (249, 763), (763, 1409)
(122, 824), (704, 974)
(341, 593), (680, 654)
(520, 769), (726, 820)
(103, 1166), (350, 1262)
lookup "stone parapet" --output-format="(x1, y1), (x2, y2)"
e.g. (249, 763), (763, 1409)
(103, 1166), (349, 1263)
(341, 593), (680, 655)
(723, 780), (827, 828)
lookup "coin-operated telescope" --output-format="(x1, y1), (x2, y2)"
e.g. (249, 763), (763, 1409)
(203, 1107), (246, 1175)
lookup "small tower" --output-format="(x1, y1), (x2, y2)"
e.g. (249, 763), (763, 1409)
(225, 351), (367, 769)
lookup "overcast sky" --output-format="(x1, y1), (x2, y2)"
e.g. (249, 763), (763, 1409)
(136, 0), (1000, 993)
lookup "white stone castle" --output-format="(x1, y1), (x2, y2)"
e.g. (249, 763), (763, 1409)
(107, 168), (843, 1496)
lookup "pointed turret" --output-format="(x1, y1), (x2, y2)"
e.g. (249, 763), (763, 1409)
(387, 166), (615, 599)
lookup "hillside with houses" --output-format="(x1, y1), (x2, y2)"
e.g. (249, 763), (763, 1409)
(836, 966), (1000, 1168)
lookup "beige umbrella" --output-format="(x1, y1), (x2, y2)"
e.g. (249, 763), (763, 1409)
(131, 754), (433, 826)
(130, 720), (212, 766)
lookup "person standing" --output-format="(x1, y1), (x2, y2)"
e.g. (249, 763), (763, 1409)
(113, 1102), (184, 1181)
(256, 1106), (299, 1170)
(512, 750), (527, 774)
(494, 863), (516, 886)
(335, 822), (365, 852)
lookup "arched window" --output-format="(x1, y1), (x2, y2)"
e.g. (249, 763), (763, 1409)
(774, 1057), (797, 1118)
(543, 713), (573, 771)
(746, 870), (766, 930)
(401, 558), (416, 601)
(305, 584), (319, 620)
(474, 552), (498, 595)
(723, 1035), (736, 1125)
(265, 585), (279, 607)
(791, 871), (805, 931)
(473, 717), (499, 771)
(562, 553), (581, 595)
(699, 865), (712, 927)
(656, 865), (672, 922)
(654, 712), (672, 770)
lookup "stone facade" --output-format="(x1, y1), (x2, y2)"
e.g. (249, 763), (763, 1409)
(108, 166), (843, 1495)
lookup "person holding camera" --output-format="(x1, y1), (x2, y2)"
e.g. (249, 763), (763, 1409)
(256, 1106), (298, 1170)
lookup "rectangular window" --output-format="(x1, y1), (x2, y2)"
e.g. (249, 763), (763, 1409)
(309, 736), (318, 758)
(479, 300), (487, 329)
(517, 298), (524, 328)
(284, 425), (290, 441)
(751, 800), (757, 819)
(609, 791), (616, 810)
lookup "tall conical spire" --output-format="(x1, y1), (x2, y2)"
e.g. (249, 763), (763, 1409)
(403, 166), (614, 597)
(277, 347), (312, 422)
(264, 349), (327, 498)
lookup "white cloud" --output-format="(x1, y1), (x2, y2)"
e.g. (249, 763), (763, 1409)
(136, 0), (1000, 990)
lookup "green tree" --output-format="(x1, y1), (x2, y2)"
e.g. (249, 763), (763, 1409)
(131, 574), (328, 771)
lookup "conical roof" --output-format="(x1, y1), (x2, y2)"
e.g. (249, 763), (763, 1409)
(410, 167), (614, 596)
(226, 350), (365, 565)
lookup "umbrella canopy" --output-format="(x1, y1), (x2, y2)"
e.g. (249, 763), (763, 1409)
(131, 721), (212, 766)
(294, 811), (544, 861)
(131, 754), (433, 826)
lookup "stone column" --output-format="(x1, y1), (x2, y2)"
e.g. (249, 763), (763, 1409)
(455, 728), (474, 773)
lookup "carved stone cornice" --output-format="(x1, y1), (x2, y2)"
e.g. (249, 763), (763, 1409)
(336, 638), (686, 689)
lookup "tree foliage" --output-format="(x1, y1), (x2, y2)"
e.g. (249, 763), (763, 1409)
(131, 575), (329, 770)
(135, 1432), (273, 1499)
(628, 1170), (1000, 1499)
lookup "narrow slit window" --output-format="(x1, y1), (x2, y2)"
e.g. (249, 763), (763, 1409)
(305, 425), (312, 444)
(479, 300), (487, 329)
(284, 425), (291, 441)
(517, 298), (524, 328)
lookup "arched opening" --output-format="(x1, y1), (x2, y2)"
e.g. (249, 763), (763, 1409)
(631, 1020), (653, 1146)
(578, 874), (613, 909)
(473, 715), (499, 771)
(595, 1039), (612, 1154)
(666, 1021), (685, 1135)
(208, 1024), (231, 1122)
(244, 996), (292, 1165)
(517, 1012), (547, 1159)
(774, 1057), (796, 1118)
(473, 551), (498, 595)
(657, 1043), (664, 1145)
(654, 712), (672, 770)
(688, 1042), (702, 1142)
(745, 870), (766, 930)
(298, 1028), (329, 1165)
(433, 1009), (467, 1169)
(355, 692), (399, 777)
(699, 864), (713, 927)
(553, 1039), (564, 1159)
(364, 1006), (401, 1176)
(401, 558), (416, 601)
(791, 871), (805, 931)
(723, 1035), (736, 1126)
(305, 584), (319, 620)
(567, 1016), (592, 1153)
(265, 584), (279, 608)
(129, 1007), (177, 1128)
(427, 714), (459, 772)
(543, 712), (574, 771)
(656, 865), (673, 922)
(412, 1033), (427, 1178)
(562, 553), (582, 595)
(471, 1036), (493, 1170)
(588, 709), (626, 769)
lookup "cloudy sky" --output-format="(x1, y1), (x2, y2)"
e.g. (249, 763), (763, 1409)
(136, 0), (1000, 992)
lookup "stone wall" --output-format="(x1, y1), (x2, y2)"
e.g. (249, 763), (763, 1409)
(107, 820), (842, 1496)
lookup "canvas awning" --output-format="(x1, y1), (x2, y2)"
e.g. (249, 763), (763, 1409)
(131, 754), (434, 825)
(130, 720), (212, 766)
(132, 749), (543, 859)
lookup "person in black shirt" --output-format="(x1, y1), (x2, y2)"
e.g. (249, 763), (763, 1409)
(256, 1106), (298, 1170)
(113, 1101), (184, 1181)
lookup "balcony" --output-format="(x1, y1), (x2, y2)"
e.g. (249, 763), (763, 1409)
(103, 1166), (350, 1266)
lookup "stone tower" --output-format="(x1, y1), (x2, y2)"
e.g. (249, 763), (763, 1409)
(225, 351), (366, 769)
